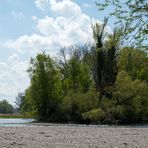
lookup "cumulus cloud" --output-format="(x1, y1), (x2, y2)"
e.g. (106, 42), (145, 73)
(36, 14), (93, 43)
(0, 55), (29, 105)
(6, 0), (98, 55)
(35, 0), (80, 16)
(50, 0), (81, 17)
(5, 34), (61, 56)
(35, 0), (50, 11)
(4, 0), (112, 58)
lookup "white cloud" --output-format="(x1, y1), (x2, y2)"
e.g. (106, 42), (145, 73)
(8, 53), (19, 62)
(49, 0), (81, 17)
(0, 56), (29, 105)
(35, 0), (81, 16)
(35, 0), (50, 11)
(5, 0), (112, 63)
(11, 11), (25, 19)
(5, 34), (59, 56)
(32, 16), (38, 20)
(83, 3), (91, 8)
(6, 0), (97, 55)
(5, 0), (112, 56)
(36, 13), (93, 42)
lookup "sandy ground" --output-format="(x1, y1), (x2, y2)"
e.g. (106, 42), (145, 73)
(0, 125), (147, 148)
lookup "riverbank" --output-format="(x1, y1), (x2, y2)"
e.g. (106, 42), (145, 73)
(0, 114), (27, 118)
(0, 125), (147, 148)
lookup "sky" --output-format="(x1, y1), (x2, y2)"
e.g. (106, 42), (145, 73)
(0, 0), (114, 105)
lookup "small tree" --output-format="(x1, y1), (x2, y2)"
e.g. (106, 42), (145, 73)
(91, 18), (119, 103)
(15, 92), (25, 112)
(0, 100), (14, 114)
(27, 52), (62, 120)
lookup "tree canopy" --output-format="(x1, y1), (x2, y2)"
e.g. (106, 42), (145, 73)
(0, 100), (14, 114)
(15, 16), (148, 124)
(96, 0), (148, 49)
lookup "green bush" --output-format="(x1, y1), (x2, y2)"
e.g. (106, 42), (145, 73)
(112, 71), (148, 123)
(82, 108), (105, 123)
(0, 100), (14, 114)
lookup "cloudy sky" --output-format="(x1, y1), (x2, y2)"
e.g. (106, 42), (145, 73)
(0, 0), (114, 105)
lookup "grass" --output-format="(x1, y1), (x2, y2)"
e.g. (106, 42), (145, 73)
(0, 114), (27, 118)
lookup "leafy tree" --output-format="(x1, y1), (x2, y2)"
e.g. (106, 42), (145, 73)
(91, 18), (119, 102)
(60, 89), (99, 122)
(96, 0), (148, 49)
(58, 48), (69, 94)
(0, 100), (14, 114)
(118, 47), (148, 82)
(58, 46), (91, 94)
(15, 90), (33, 116)
(15, 92), (25, 112)
(113, 71), (148, 123)
(27, 52), (62, 120)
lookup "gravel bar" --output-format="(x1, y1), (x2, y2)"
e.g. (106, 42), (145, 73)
(0, 125), (147, 148)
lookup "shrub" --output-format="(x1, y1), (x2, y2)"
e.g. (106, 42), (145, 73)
(82, 108), (105, 123)
(112, 71), (148, 123)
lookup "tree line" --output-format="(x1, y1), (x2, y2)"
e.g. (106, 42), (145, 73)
(15, 18), (148, 124)
(0, 100), (14, 114)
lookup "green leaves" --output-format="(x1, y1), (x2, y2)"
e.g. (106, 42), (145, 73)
(0, 100), (14, 114)
(26, 52), (62, 120)
(96, 0), (148, 49)
(118, 47), (148, 82)
(91, 19), (119, 102)
(82, 108), (105, 123)
(112, 71), (148, 123)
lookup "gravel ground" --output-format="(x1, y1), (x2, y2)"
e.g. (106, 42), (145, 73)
(0, 125), (147, 148)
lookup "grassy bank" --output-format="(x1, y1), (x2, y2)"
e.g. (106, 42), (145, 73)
(0, 114), (28, 118)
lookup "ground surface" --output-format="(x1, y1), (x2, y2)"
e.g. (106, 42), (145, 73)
(0, 125), (147, 148)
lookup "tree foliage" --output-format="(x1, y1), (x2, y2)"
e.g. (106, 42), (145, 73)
(91, 18), (119, 102)
(96, 0), (148, 49)
(118, 47), (148, 82)
(27, 52), (62, 120)
(18, 19), (148, 124)
(0, 100), (14, 114)
(112, 71), (148, 123)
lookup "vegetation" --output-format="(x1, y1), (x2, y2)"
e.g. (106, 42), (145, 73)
(14, 1), (147, 124)
(0, 114), (25, 118)
(0, 100), (14, 114)
(96, 0), (148, 49)
(15, 17), (148, 124)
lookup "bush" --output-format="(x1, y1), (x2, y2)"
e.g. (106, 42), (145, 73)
(112, 71), (148, 123)
(82, 108), (105, 123)
(60, 90), (99, 122)
(0, 100), (14, 114)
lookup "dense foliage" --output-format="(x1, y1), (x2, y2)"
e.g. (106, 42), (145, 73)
(16, 19), (148, 124)
(0, 100), (14, 114)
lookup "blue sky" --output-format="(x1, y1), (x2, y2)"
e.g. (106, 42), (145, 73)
(0, 0), (114, 105)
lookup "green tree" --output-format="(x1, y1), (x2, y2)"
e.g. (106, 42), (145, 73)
(27, 52), (62, 120)
(113, 71), (148, 123)
(96, 0), (148, 49)
(91, 18), (119, 103)
(118, 47), (148, 82)
(57, 46), (92, 122)
(58, 46), (91, 94)
(0, 100), (14, 114)
(15, 90), (33, 116)
(15, 92), (25, 112)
